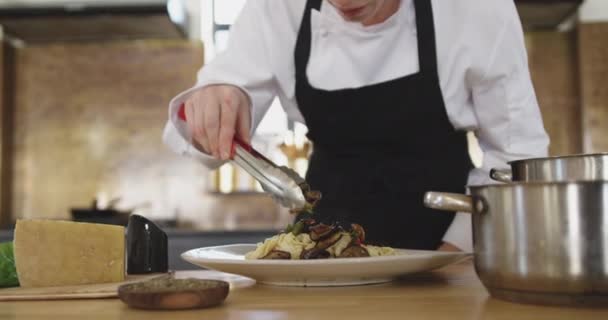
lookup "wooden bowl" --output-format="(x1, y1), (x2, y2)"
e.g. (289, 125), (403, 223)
(118, 277), (229, 310)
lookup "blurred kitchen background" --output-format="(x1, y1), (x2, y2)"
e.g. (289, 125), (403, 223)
(0, 0), (606, 268)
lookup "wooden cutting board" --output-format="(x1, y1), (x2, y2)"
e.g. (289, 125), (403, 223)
(0, 274), (166, 301)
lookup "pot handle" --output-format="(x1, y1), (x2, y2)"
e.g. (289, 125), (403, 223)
(423, 192), (474, 213)
(490, 168), (513, 183)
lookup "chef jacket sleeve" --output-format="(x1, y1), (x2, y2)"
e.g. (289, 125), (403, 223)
(162, 0), (278, 168)
(441, 1), (550, 252)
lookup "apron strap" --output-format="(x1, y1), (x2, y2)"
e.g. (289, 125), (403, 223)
(296, 0), (439, 79)
(295, 0), (322, 80)
(414, 0), (439, 76)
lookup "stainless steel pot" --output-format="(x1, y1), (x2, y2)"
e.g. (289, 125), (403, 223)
(424, 181), (608, 306)
(490, 153), (608, 183)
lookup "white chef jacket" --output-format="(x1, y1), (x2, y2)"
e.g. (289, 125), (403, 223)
(163, 0), (550, 252)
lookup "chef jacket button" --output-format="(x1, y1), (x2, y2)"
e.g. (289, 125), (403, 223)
(320, 29), (329, 37)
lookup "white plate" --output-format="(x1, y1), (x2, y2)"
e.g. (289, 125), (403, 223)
(181, 244), (471, 287)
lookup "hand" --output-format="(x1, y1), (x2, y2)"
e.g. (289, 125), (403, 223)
(184, 85), (251, 160)
(437, 242), (462, 252)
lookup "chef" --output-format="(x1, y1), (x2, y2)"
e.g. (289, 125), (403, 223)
(163, 0), (549, 252)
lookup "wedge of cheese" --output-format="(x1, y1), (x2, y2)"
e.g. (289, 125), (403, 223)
(13, 219), (125, 287)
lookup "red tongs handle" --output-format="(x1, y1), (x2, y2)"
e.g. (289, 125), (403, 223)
(177, 103), (188, 122)
(177, 104), (270, 162)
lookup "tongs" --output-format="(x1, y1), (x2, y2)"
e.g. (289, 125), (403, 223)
(177, 104), (310, 211)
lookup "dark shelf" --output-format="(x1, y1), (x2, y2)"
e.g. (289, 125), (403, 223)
(0, 5), (169, 18)
(515, 0), (584, 30)
(0, 4), (186, 43)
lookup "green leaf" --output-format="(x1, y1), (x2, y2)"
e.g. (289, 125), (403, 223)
(284, 224), (293, 234)
(291, 221), (305, 236)
(0, 242), (19, 288)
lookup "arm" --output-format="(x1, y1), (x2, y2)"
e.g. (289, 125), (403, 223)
(163, 0), (279, 168)
(440, 1), (549, 251)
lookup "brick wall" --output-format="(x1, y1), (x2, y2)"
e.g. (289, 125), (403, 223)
(526, 31), (582, 156)
(579, 23), (608, 153)
(11, 40), (208, 221)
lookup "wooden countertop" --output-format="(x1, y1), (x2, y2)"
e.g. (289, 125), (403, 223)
(0, 262), (606, 320)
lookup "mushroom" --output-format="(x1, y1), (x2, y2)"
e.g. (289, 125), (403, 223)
(350, 223), (366, 243)
(304, 190), (322, 205)
(300, 248), (331, 260)
(339, 245), (370, 258)
(309, 223), (338, 241)
(262, 250), (291, 260)
(315, 233), (343, 250)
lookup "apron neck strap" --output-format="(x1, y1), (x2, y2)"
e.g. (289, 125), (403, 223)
(414, 0), (439, 76)
(295, 0), (440, 79)
(294, 0), (321, 79)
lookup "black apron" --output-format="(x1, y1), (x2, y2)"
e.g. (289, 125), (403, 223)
(294, 0), (473, 250)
